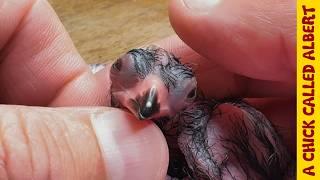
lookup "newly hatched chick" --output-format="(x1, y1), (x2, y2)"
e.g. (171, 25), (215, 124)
(109, 46), (197, 120)
(92, 46), (293, 179)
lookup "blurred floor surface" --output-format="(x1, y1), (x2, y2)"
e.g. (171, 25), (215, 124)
(49, 0), (174, 63)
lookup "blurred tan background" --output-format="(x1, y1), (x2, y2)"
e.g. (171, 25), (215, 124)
(48, 0), (174, 63)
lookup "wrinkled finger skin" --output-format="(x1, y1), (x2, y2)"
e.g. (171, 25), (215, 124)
(0, 104), (170, 180)
(0, 106), (107, 179)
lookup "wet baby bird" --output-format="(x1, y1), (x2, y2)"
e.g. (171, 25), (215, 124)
(109, 46), (197, 121)
(91, 46), (293, 180)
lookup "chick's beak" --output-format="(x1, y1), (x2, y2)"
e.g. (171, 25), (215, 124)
(136, 86), (160, 120)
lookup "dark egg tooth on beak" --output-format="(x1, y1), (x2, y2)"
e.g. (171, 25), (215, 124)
(138, 86), (160, 120)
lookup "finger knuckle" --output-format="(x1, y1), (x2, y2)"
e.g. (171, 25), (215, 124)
(0, 107), (50, 179)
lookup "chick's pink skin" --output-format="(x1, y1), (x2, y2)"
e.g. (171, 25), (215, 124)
(109, 48), (197, 120)
(112, 74), (171, 119)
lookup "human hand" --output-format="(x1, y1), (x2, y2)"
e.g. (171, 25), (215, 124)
(0, 0), (296, 179)
(0, 0), (168, 179)
(156, 0), (295, 153)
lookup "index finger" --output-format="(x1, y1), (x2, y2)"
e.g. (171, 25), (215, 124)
(0, 0), (110, 106)
(169, 0), (296, 83)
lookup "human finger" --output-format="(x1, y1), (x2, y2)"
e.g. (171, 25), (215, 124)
(0, 0), (109, 106)
(0, 105), (168, 179)
(168, 0), (296, 82)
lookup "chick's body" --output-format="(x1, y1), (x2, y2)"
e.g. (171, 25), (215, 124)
(92, 46), (293, 180)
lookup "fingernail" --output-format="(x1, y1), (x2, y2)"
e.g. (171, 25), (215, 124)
(91, 109), (168, 179)
(183, 0), (220, 11)
(90, 63), (107, 74)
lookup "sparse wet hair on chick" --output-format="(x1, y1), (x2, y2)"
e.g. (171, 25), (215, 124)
(100, 46), (293, 180)
(109, 46), (198, 120)
(127, 46), (194, 89)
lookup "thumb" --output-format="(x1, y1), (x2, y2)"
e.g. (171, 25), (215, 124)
(168, 0), (296, 82)
(0, 106), (168, 179)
